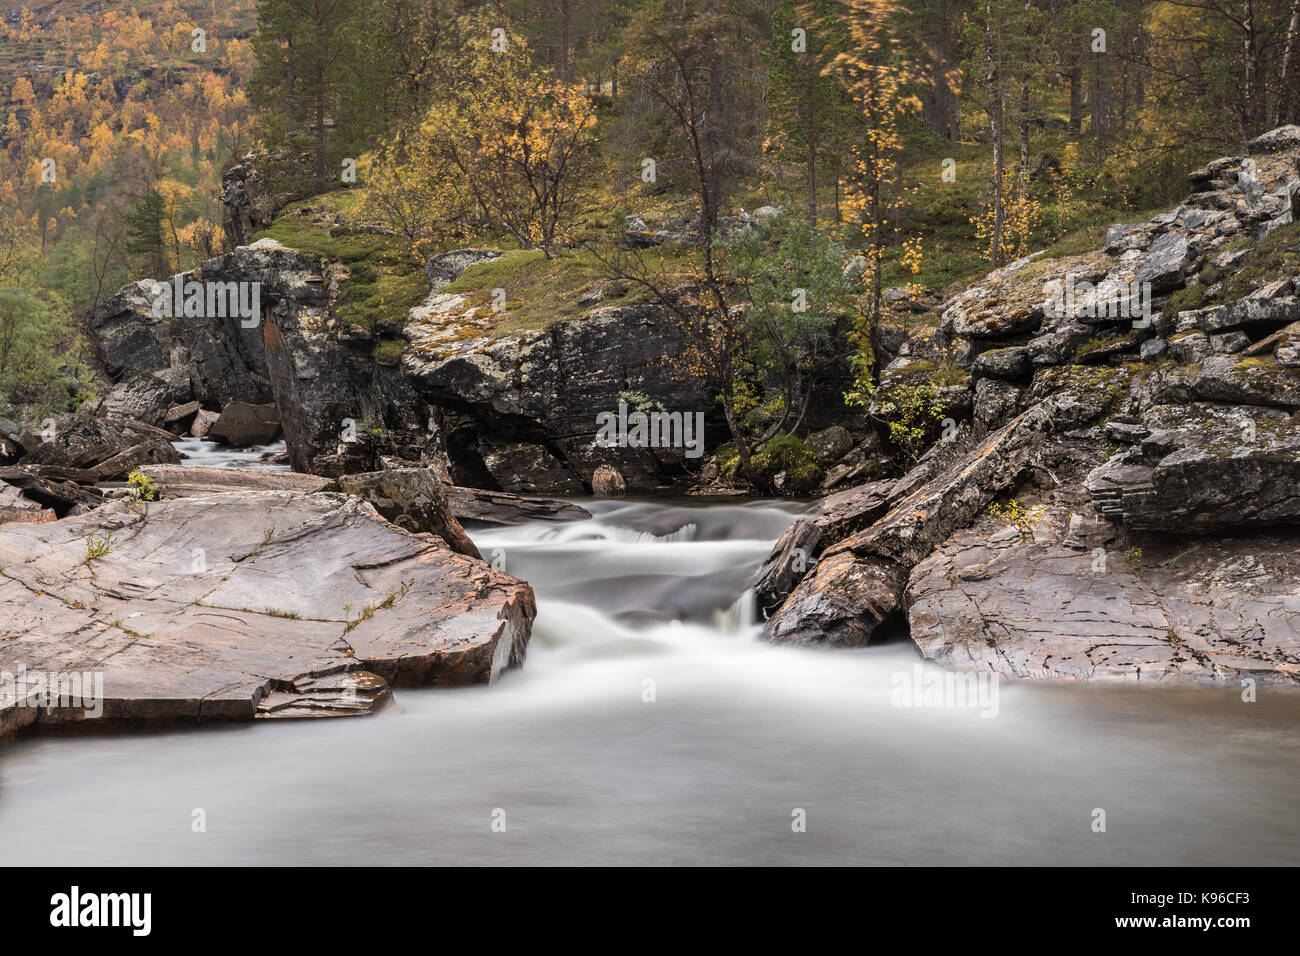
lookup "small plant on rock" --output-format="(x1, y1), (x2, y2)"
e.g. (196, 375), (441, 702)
(988, 499), (1042, 540)
(84, 532), (117, 561)
(126, 468), (158, 502)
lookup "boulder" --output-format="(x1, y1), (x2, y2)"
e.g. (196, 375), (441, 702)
(140, 464), (331, 497)
(96, 373), (174, 427)
(804, 425), (854, 462)
(209, 402), (282, 446)
(326, 468), (481, 559)
(764, 400), (1057, 646)
(0, 481), (55, 525)
(591, 464), (627, 496)
(907, 505), (1300, 684)
(190, 408), (221, 438)
(1135, 231), (1193, 293)
(1247, 125), (1300, 153)
(0, 468), (102, 516)
(163, 401), (202, 430)
(0, 493), (536, 735)
(1086, 402), (1300, 531)
(1190, 355), (1300, 407)
(1185, 289), (1300, 335)
(974, 377), (1025, 428)
(972, 346), (1031, 381)
(751, 480), (893, 617)
(482, 442), (585, 496)
(19, 415), (180, 474)
(425, 249), (500, 291)
(1027, 322), (1092, 367)
(91, 435), (184, 481)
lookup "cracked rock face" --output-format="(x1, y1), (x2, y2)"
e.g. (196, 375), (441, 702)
(0, 493), (535, 736)
(1086, 403), (1300, 531)
(906, 507), (1300, 684)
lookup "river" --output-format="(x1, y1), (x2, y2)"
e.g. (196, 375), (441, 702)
(1, 451), (1298, 865)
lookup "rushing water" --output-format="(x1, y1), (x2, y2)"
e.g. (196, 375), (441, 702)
(171, 437), (291, 470)
(1, 497), (1298, 866)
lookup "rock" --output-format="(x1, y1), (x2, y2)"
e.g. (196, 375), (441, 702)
(1169, 331), (1213, 364)
(163, 401), (202, 427)
(1247, 125), (1300, 153)
(220, 153), (278, 247)
(140, 465), (330, 497)
(820, 446), (889, 490)
(190, 408), (221, 438)
(1027, 322), (1092, 367)
(483, 442), (585, 496)
(1242, 320), (1300, 357)
(209, 402), (281, 446)
(764, 402), (1056, 646)
(1186, 290), (1300, 334)
(1104, 223), (1151, 254)
(940, 257), (1047, 339)
(19, 415), (180, 474)
(906, 506), (1300, 684)
(974, 377), (1024, 428)
(972, 345), (1031, 381)
(765, 550), (910, 647)
(882, 286), (941, 314)
(1086, 402), (1300, 531)
(1190, 355), (1300, 407)
(591, 464), (627, 496)
(137, 464), (587, 528)
(424, 249), (500, 291)
(91, 435), (184, 481)
(0, 467), (102, 516)
(0, 481), (55, 525)
(95, 372), (174, 426)
(443, 486), (591, 526)
(326, 468), (481, 558)
(1210, 330), (1252, 353)
(405, 302), (715, 491)
(1140, 338), (1169, 362)
(1135, 232), (1193, 293)
(805, 425), (854, 461)
(0, 493), (536, 735)
(752, 518), (822, 617)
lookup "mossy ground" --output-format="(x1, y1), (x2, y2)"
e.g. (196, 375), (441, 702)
(439, 244), (695, 337)
(1202, 220), (1300, 305)
(256, 192), (429, 330)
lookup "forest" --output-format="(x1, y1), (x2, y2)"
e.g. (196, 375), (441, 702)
(3, 0), (1299, 476)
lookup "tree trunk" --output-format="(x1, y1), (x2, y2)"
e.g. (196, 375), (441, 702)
(1279, 0), (1300, 125)
(1243, 0), (1259, 132)
(558, 0), (571, 83)
(805, 87), (818, 227)
(1018, 77), (1030, 201)
(985, 6), (1005, 267)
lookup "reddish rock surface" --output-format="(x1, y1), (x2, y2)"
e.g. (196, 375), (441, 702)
(0, 492), (535, 736)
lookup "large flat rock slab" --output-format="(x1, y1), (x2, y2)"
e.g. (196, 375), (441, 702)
(906, 507), (1300, 684)
(0, 493), (535, 736)
(139, 465), (590, 526)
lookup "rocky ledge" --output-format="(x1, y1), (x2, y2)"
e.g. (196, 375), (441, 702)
(0, 491), (536, 736)
(754, 126), (1300, 686)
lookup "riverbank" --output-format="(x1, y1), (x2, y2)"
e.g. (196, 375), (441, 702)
(2, 498), (1296, 866)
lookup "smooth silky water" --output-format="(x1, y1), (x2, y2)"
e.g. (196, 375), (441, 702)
(2, 491), (1298, 865)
